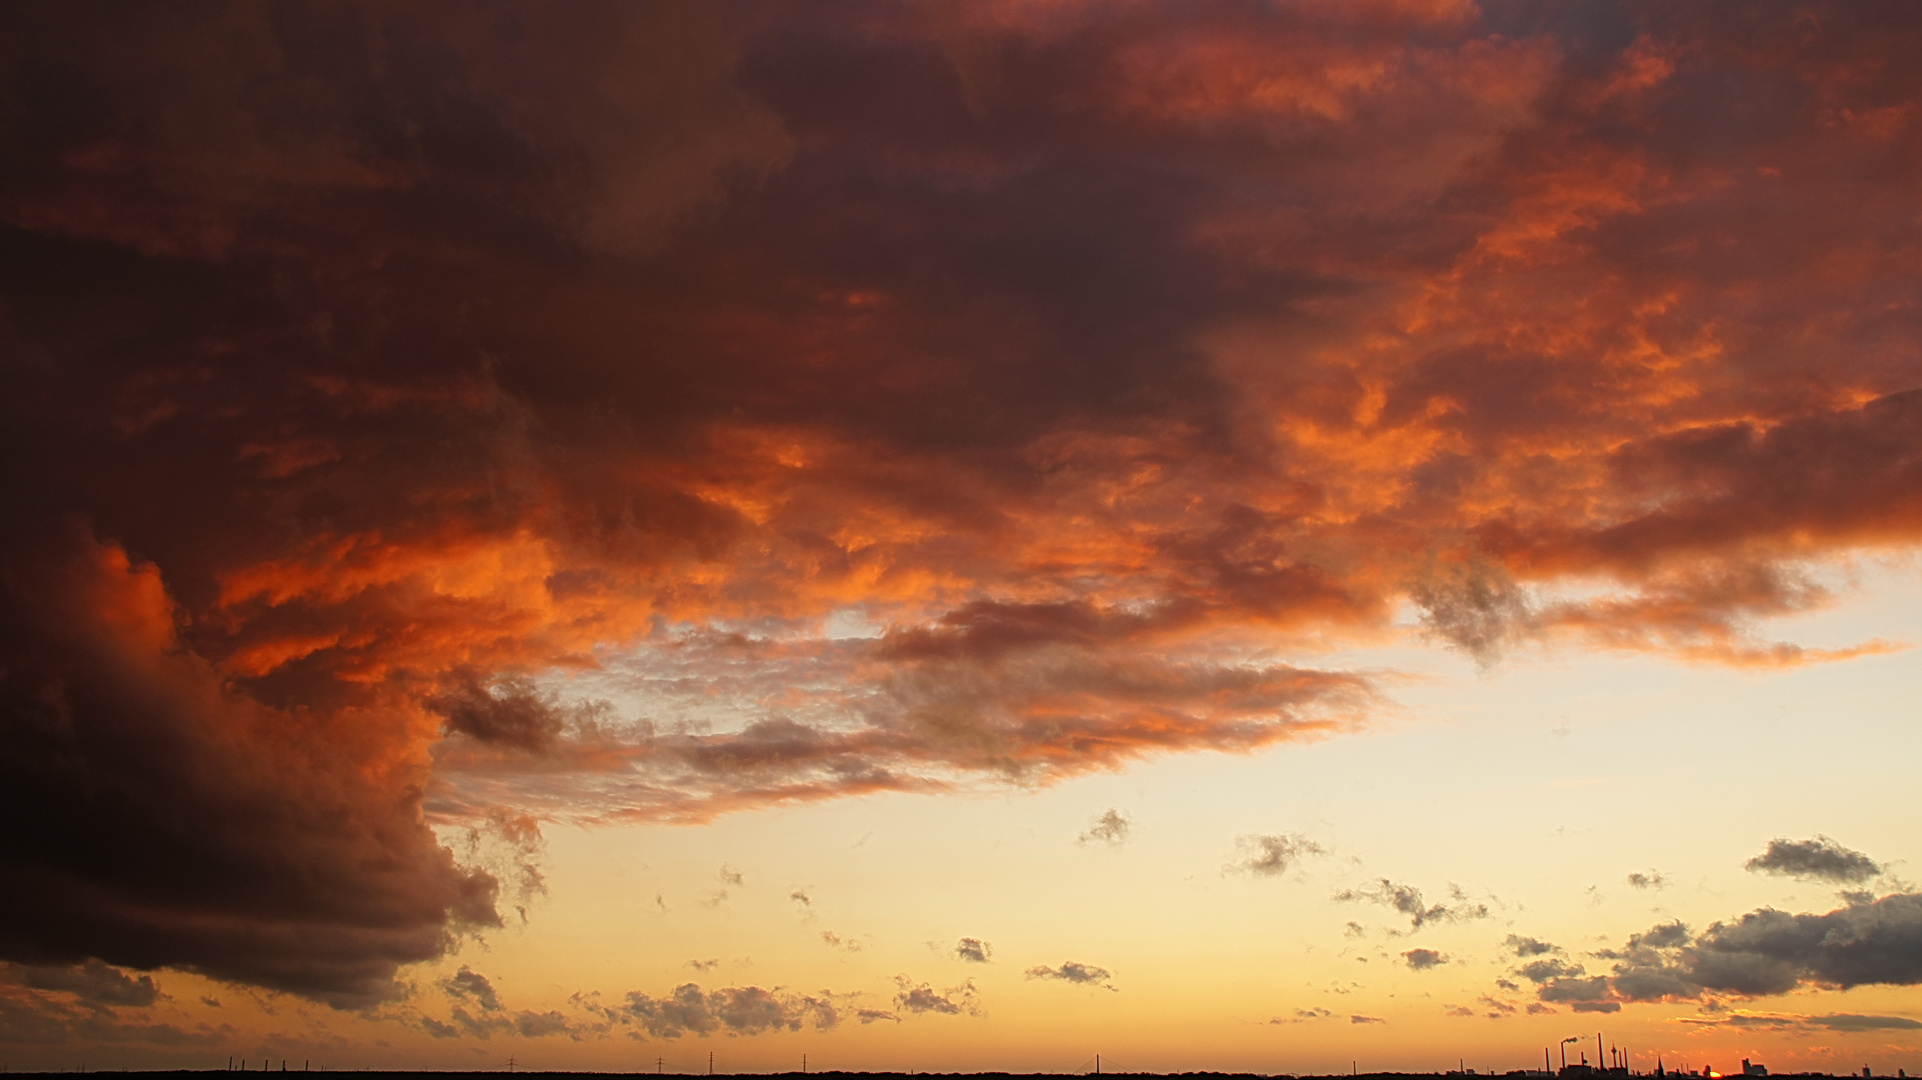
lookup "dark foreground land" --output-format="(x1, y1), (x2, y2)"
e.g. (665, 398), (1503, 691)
(0, 1060), (1891, 1068)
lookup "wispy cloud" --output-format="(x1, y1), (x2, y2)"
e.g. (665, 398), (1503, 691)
(892, 976), (980, 1017)
(1024, 961), (1117, 991)
(1079, 809), (1132, 847)
(583, 983), (842, 1039)
(1335, 880), (1490, 932)
(1230, 833), (1327, 878)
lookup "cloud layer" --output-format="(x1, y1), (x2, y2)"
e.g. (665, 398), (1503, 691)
(1515, 891), (1922, 1013)
(4, 0), (1922, 1002)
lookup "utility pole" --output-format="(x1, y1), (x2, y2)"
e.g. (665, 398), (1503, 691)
(1097, 1056), (1101, 1075)
(656, 1057), (663, 1075)
(506, 1056), (516, 1074)
(803, 1055), (808, 1075)
(708, 1050), (714, 1076)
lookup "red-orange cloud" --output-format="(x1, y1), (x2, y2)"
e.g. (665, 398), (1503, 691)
(3, 0), (1920, 1002)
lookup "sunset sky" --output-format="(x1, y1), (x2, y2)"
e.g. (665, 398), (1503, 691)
(3, 0), (1921, 1073)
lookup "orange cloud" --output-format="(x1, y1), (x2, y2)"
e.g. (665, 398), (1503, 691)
(3, 0), (1920, 1004)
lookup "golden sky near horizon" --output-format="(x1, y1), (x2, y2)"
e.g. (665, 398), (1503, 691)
(1, 0), (1920, 1072)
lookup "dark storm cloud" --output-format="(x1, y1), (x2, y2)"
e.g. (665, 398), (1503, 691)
(1746, 836), (1883, 884)
(7, 0), (1922, 1006)
(0, 0), (778, 1004)
(0, 527), (498, 1006)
